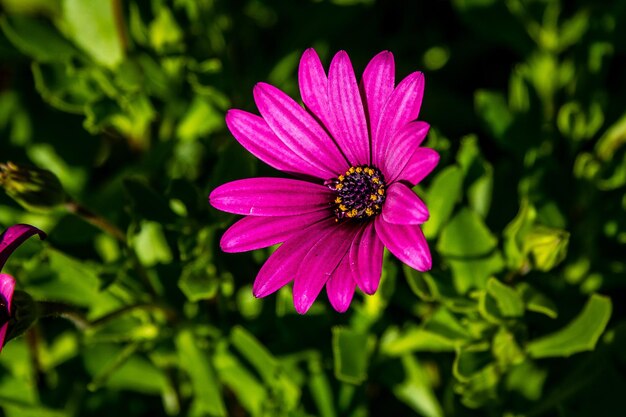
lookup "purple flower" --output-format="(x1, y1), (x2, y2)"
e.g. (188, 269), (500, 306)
(0, 224), (46, 352)
(210, 49), (439, 314)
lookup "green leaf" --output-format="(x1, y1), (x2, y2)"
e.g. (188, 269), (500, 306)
(422, 166), (464, 239)
(486, 278), (525, 318)
(175, 329), (226, 417)
(517, 282), (558, 319)
(308, 357), (337, 417)
(61, 0), (125, 67)
(332, 327), (370, 384)
(0, 15), (77, 62)
(524, 225), (570, 271)
(503, 198), (536, 270)
(230, 326), (278, 383)
(527, 294), (612, 358)
(492, 328), (525, 368)
(131, 221), (173, 267)
(380, 326), (458, 356)
(475, 90), (513, 138)
(438, 208), (497, 257)
(393, 355), (443, 417)
(213, 346), (267, 415)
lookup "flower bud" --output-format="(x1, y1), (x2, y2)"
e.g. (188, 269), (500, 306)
(0, 162), (67, 211)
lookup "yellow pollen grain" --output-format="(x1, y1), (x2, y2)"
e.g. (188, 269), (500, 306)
(335, 197), (342, 204)
(349, 167), (355, 174)
(370, 194), (377, 201)
(339, 204), (348, 211)
(335, 183), (343, 190)
(355, 167), (363, 173)
(350, 209), (358, 217)
(338, 175), (345, 181)
(365, 208), (374, 216)
(375, 204), (380, 210)
(377, 188), (384, 195)
(372, 177), (380, 184)
(367, 168), (375, 175)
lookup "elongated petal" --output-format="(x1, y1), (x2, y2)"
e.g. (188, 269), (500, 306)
(396, 148), (440, 186)
(328, 50), (369, 165)
(293, 223), (356, 314)
(0, 273), (16, 352)
(375, 216), (431, 271)
(349, 223), (384, 295)
(299, 49), (335, 128)
(254, 82), (348, 176)
(382, 121), (430, 181)
(382, 183), (429, 225)
(220, 210), (331, 253)
(361, 50), (394, 139)
(225, 109), (326, 178)
(253, 220), (335, 298)
(373, 72), (425, 167)
(209, 178), (333, 216)
(0, 224), (46, 271)
(326, 254), (356, 313)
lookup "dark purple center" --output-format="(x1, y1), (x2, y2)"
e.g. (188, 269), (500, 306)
(326, 165), (386, 221)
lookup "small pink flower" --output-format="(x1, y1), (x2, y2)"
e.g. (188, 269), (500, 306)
(210, 49), (439, 314)
(0, 224), (46, 352)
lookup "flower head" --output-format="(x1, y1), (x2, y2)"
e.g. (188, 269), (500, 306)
(210, 49), (439, 314)
(1, 224), (46, 352)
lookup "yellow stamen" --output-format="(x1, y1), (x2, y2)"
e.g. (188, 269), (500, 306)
(355, 167), (363, 173)
(338, 175), (345, 181)
(372, 177), (380, 184)
(335, 183), (343, 190)
(349, 167), (355, 174)
(365, 208), (374, 216)
(350, 209), (358, 217)
(335, 197), (342, 204)
(339, 204), (348, 211)
(370, 194), (377, 201)
(377, 188), (384, 195)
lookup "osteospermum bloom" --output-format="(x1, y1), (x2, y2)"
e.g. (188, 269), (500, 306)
(210, 49), (439, 314)
(0, 224), (46, 352)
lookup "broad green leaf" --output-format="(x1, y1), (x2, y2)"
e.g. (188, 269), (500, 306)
(422, 166), (464, 238)
(0, 400), (68, 417)
(213, 347), (267, 415)
(32, 62), (101, 113)
(149, 6), (183, 52)
(178, 258), (219, 302)
(0, 15), (77, 62)
(332, 327), (370, 384)
(177, 96), (223, 141)
(175, 329), (226, 417)
(438, 208), (497, 257)
(132, 221), (173, 267)
(230, 326), (278, 383)
(61, 0), (125, 67)
(380, 326), (457, 356)
(486, 278), (524, 318)
(393, 355), (443, 417)
(308, 357), (337, 417)
(527, 294), (612, 358)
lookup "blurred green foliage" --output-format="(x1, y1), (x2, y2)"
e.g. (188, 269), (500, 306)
(1, 0), (626, 416)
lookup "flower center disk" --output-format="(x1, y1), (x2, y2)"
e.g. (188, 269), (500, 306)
(327, 165), (386, 221)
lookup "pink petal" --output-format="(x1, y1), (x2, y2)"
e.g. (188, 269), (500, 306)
(0, 224), (46, 271)
(293, 223), (357, 314)
(220, 210), (331, 253)
(361, 50), (395, 140)
(0, 273), (16, 352)
(396, 148), (440, 186)
(298, 48), (335, 131)
(373, 72), (425, 168)
(349, 223), (384, 295)
(382, 183), (429, 225)
(375, 216), (431, 272)
(209, 178), (333, 216)
(225, 109), (327, 179)
(328, 50), (369, 165)
(326, 254), (356, 313)
(254, 82), (348, 177)
(253, 220), (335, 298)
(381, 121), (430, 181)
